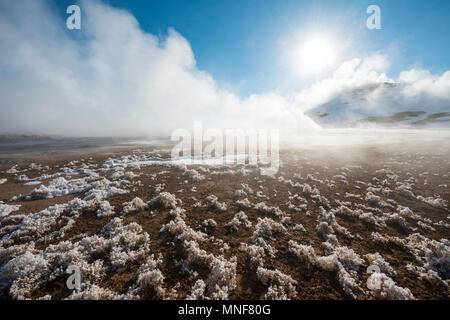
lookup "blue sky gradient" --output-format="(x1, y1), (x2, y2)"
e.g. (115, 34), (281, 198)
(53, 0), (450, 96)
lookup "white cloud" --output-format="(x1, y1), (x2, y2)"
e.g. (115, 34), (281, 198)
(0, 0), (318, 137)
(294, 53), (450, 119)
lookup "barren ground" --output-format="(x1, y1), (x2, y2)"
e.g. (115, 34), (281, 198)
(0, 141), (449, 300)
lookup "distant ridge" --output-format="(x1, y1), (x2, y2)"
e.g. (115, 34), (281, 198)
(306, 82), (450, 128)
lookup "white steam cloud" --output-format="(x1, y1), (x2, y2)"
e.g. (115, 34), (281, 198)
(0, 0), (449, 137)
(0, 0), (317, 137)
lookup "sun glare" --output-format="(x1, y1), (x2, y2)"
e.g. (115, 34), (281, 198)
(294, 36), (337, 76)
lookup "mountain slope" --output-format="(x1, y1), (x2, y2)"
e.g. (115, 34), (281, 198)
(306, 83), (450, 128)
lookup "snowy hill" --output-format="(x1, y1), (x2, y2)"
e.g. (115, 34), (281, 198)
(306, 82), (450, 128)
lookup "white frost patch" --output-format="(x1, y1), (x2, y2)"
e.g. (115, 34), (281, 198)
(293, 224), (306, 232)
(15, 174), (30, 182)
(345, 192), (362, 199)
(236, 198), (252, 208)
(0, 201), (21, 217)
(0, 198), (93, 245)
(334, 205), (386, 228)
(0, 178), (7, 185)
(160, 217), (207, 243)
(365, 252), (396, 277)
(369, 273), (415, 300)
(397, 206), (417, 220)
(288, 240), (364, 298)
(206, 195), (227, 212)
(226, 211), (252, 232)
(365, 192), (392, 209)
(1, 217), (151, 299)
(121, 197), (148, 215)
(416, 195), (448, 210)
(397, 183), (415, 198)
(185, 255), (237, 300)
(239, 239), (277, 269)
(234, 184), (253, 197)
(21, 177), (128, 201)
(103, 154), (247, 169)
(372, 232), (449, 287)
(149, 192), (180, 210)
(186, 280), (206, 300)
(23, 181), (41, 186)
(110, 170), (140, 181)
(251, 217), (287, 243)
(65, 284), (130, 300)
(0, 251), (49, 299)
(384, 213), (408, 230)
(317, 207), (354, 245)
(6, 166), (19, 174)
(185, 169), (205, 182)
(136, 254), (166, 299)
(201, 219), (217, 231)
(404, 233), (450, 286)
(254, 202), (284, 217)
(204, 256), (237, 299)
(256, 267), (297, 300)
(96, 200), (115, 217)
(161, 207), (237, 299)
(417, 221), (436, 232)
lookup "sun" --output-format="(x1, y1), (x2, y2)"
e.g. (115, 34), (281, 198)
(294, 36), (337, 76)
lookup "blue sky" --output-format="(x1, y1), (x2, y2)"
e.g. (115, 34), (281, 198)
(52, 0), (450, 97)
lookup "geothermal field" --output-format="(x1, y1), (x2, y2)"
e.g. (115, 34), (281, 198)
(0, 138), (449, 300)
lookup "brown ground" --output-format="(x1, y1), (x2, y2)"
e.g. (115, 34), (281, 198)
(0, 141), (449, 300)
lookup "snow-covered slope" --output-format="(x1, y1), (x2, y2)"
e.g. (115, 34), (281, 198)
(306, 83), (450, 128)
